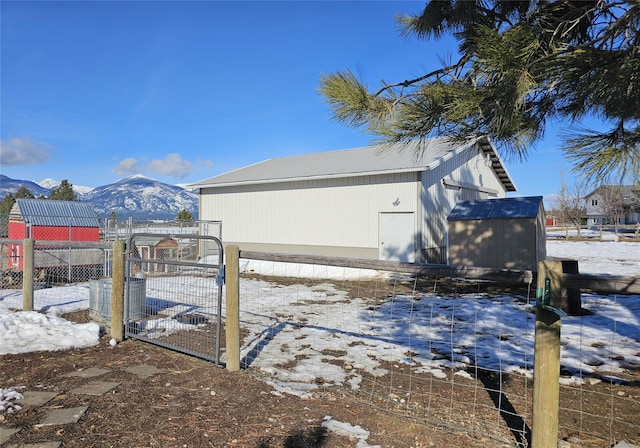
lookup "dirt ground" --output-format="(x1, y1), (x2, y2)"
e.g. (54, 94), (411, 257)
(1, 308), (639, 448)
(1, 329), (491, 448)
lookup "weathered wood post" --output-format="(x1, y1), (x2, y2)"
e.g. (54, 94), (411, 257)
(225, 245), (240, 372)
(22, 238), (34, 311)
(561, 259), (581, 315)
(111, 240), (125, 341)
(532, 259), (564, 447)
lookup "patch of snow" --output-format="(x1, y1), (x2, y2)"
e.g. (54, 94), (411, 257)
(322, 416), (381, 448)
(0, 387), (24, 415)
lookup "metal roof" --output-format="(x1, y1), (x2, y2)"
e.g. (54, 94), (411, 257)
(131, 236), (179, 247)
(448, 196), (544, 221)
(190, 137), (516, 192)
(14, 198), (100, 227)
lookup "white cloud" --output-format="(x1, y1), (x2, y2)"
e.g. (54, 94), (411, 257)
(0, 137), (52, 166)
(146, 153), (193, 178)
(113, 157), (141, 175)
(112, 153), (207, 179)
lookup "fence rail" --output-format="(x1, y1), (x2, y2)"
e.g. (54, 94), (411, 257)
(240, 250), (640, 294)
(561, 272), (640, 294)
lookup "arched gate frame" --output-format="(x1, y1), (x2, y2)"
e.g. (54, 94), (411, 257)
(124, 233), (225, 364)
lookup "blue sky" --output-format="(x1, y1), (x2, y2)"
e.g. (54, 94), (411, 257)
(1, 1), (580, 199)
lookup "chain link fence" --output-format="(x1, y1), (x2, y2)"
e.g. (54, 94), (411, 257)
(1, 211), (220, 287)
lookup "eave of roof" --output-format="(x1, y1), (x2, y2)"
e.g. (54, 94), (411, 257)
(477, 138), (516, 192)
(190, 137), (517, 192)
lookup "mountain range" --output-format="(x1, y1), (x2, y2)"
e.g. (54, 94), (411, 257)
(0, 174), (199, 220)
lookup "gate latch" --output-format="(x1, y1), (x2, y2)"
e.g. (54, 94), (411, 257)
(536, 277), (566, 317)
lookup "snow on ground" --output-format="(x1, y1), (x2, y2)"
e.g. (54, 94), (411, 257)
(0, 303), (100, 355)
(547, 238), (640, 277)
(0, 239), (638, 443)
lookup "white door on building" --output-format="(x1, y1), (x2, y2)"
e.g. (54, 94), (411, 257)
(378, 212), (415, 262)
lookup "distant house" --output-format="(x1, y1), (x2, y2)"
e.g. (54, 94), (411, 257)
(8, 198), (100, 270)
(447, 196), (546, 271)
(190, 137), (516, 263)
(584, 185), (640, 226)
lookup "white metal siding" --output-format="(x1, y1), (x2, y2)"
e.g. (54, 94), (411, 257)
(200, 172), (419, 250)
(420, 148), (507, 262)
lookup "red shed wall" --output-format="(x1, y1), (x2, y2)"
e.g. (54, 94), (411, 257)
(9, 223), (99, 241)
(72, 227), (100, 241)
(31, 226), (99, 242)
(7, 222), (25, 268)
(7, 224), (99, 269)
(8, 222), (26, 239)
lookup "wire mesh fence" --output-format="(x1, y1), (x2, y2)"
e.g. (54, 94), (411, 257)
(0, 239), (112, 320)
(235, 255), (640, 448)
(1, 241), (112, 286)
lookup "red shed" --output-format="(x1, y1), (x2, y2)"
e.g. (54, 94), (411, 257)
(8, 198), (100, 269)
(546, 215), (557, 227)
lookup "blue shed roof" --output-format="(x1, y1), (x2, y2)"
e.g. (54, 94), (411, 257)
(14, 198), (100, 227)
(448, 196), (544, 221)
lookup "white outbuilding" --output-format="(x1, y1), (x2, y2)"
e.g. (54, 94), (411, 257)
(190, 137), (516, 263)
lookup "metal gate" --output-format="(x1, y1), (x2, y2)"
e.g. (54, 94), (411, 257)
(124, 233), (225, 364)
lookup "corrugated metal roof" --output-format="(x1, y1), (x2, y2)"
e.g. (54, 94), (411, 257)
(190, 137), (516, 191)
(15, 198), (100, 227)
(448, 196), (543, 220)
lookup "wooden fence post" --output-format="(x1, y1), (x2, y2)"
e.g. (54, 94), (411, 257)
(532, 259), (564, 447)
(560, 259), (581, 315)
(22, 238), (34, 311)
(225, 245), (240, 372)
(111, 240), (125, 341)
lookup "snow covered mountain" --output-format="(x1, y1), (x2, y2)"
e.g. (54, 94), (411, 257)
(37, 178), (62, 190)
(0, 174), (198, 220)
(37, 178), (94, 195)
(82, 175), (199, 219)
(0, 175), (51, 198)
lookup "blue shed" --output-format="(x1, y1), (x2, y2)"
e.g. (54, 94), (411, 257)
(447, 196), (546, 271)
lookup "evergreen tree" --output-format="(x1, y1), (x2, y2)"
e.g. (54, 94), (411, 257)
(108, 211), (118, 228)
(0, 187), (35, 215)
(16, 186), (35, 199)
(48, 179), (77, 201)
(0, 193), (16, 215)
(319, 0), (640, 184)
(176, 209), (194, 221)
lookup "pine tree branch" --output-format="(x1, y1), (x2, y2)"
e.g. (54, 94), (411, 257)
(373, 54), (473, 97)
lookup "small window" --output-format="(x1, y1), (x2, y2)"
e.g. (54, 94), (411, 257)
(592, 199), (598, 206)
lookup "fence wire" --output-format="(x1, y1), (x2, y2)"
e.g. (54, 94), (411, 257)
(236, 257), (640, 448)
